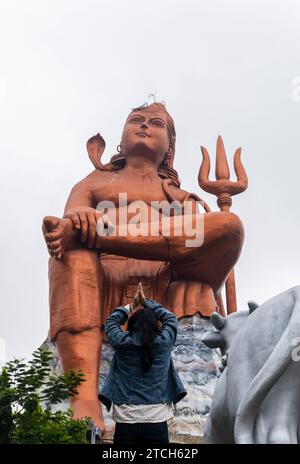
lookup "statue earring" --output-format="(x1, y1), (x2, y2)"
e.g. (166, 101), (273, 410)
(166, 147), (172, 159)
(163, 151), (171, 166)
(117, 144), (123, 154)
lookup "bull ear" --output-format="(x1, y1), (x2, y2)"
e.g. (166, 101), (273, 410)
(201, 331), (225, 349)
(211, 312), (226, 330)
(248, 300), (259, 314)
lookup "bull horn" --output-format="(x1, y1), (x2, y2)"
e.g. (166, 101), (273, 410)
(247, 300), (259, 314)
(201, 331), (225, 349)
(211, 312), (226, 330)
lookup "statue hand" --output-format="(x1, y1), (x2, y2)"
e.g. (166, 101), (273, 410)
(64, 207), (103, 249)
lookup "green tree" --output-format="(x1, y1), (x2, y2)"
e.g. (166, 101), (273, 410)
(0, 348), (90, 444)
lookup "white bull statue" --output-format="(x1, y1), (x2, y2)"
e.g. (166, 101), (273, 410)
(202, 285), (300, 444)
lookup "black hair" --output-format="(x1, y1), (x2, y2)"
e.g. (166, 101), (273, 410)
(127, 307), (161, 373)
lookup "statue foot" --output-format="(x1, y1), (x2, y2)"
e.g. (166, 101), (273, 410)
(71, 398), (107, 438)
(43, 216), (76, 260)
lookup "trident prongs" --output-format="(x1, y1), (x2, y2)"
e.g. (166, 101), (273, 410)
(198, 135), (248, 199)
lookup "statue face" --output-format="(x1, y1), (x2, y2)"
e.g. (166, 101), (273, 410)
(120, 109), (170, 165)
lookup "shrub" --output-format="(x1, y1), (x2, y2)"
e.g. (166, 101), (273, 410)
(0, 348), (90, 444)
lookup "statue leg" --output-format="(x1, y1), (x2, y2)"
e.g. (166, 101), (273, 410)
(48, 249), (106, 434)
(55, 329), (105, 432)
(95, 211), (244, 296)
(160, 212), (244, 316)
(170, 211), (244, 295)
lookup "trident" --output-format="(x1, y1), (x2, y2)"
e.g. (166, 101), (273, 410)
(198, 135), (248, 314)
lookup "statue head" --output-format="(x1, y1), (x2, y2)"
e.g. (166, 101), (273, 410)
(88, 102), (180, 188)
(120, 102), (176, 165)
(115, 103), (179, 186)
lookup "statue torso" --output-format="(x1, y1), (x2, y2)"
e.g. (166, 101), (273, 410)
(89, 169), (169, 205)
(84, 168), (190, 223)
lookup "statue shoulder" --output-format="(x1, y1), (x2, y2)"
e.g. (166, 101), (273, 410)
(72, 169), (110, 189)
(85, 169), (106, 183)
(163, 181), (209, 212)
(163, 181), (197, 202)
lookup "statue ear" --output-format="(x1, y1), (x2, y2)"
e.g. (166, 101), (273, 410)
(247, 300), (259, 314)
(211, 312), (226, 330)
(202, 331), (225, 349)
(86, 133), (106, 170)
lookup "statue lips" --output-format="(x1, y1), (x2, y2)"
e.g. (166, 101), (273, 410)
(136, 131), (150, 137)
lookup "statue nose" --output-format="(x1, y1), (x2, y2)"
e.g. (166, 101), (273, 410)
(140, 122), (148, 129)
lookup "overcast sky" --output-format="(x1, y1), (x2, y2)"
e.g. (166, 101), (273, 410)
(0, 0), (299, 362)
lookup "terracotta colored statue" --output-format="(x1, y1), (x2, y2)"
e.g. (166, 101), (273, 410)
(42, 103), (245, 434)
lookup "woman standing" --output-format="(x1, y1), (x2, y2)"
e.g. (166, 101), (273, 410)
(99, 283), (187, 445)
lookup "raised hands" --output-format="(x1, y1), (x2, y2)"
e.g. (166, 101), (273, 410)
(130, 282), (146, 313)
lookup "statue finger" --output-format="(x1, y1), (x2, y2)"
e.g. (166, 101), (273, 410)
(55, 247), (63, 260)
(54, 247), (62, 260)
(46, 231), (62, 241)
(47, 239), (62, 250)
(49, 248), (56, 258)
(52, 245), (62, 255)
(79, 213), (88, 242)
(64, 213), (80, 230)
(87, 212), (97, 249)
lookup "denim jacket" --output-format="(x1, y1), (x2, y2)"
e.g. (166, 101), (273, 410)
(99, 299), (187, 412)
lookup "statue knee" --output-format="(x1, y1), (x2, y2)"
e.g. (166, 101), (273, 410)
(218, 212), (244, 245)
(56, 327), (102, 370)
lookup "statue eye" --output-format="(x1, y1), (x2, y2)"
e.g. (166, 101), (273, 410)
(129, 116), (143, 123)
(151, 119), (165, 127)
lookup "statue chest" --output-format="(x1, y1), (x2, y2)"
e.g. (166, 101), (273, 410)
(92, 173), (167, 206)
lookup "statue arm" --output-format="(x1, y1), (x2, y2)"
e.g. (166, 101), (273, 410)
(64, 178), (95, 213)
(63, 176), (102, 248)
